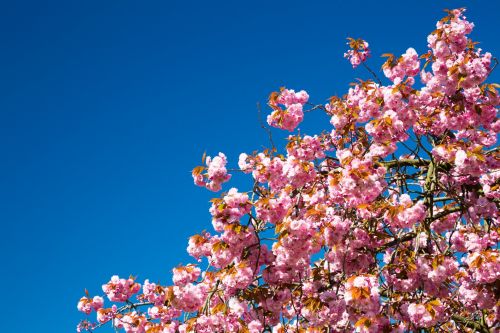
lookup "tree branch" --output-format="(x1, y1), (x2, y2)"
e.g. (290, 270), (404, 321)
(452, 314), (491, 333)
(378, 159), (430, 168)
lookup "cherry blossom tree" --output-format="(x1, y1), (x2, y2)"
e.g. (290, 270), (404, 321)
(77, 8), (499, 333)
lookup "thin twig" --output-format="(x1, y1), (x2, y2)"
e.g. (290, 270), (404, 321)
(485, 57), (499, 81)
(257, 102), (276, 152)
(362, 62), (382, 85)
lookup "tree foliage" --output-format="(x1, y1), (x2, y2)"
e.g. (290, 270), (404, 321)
(78, 8), (499, 333)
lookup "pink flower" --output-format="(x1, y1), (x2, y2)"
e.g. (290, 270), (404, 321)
(76, 320), (95, 332)
(383, 48), (420, 82)
(384, 194), (426, 229)
(77, 295), (104, 314)
(344, 275), (380, 315)
(267, 104), (304, 132)
(172, 264), (201, 286)
(192, 152), (231, 192)
(102, 275), (141, 302)
(344, 38), (371, 68)
(173, 283), (207, 312)
(77, 297), (92, 315)
(267, 88), (309, 131)
(96, 305), (117, 324)
(248, 320), (263, 333)
(209, 188), (252, 231)
(406, 301), (444, 328)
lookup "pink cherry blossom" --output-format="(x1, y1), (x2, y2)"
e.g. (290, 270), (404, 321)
(192, 152), (231, 192)
(78, 8), (499, 333)
(267, 88), (309, 131)
(102, 275), (141, 302)
(344, 38), (371, 68)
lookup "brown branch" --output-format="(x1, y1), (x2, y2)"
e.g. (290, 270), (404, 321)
(257, 102), (276, 152)
(378, 159), (431, 168)
(304, 103), (327, 113)
(377, 205), (462, 252)
(89, 301), (153, 330)
(427, 206), (462, 223)
(452, 314), (491, 333)
(362, 62), (382, 85)
(423, 159), (437, 234)
(485, 57), (499, 81)
(378, 232), (416, 251)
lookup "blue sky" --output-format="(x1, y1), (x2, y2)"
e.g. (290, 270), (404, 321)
(1, 1), (499, 331)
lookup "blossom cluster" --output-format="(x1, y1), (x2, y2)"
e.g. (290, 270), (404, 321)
(77, 296), (104, 315)
(266, 88), (309, 131)
(192, 152), (231, 192)
(344, 38), (371, 68)
(102, 275), (141, 302)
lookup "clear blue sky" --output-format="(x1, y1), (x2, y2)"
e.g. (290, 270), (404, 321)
(1, 1), (498, 331)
